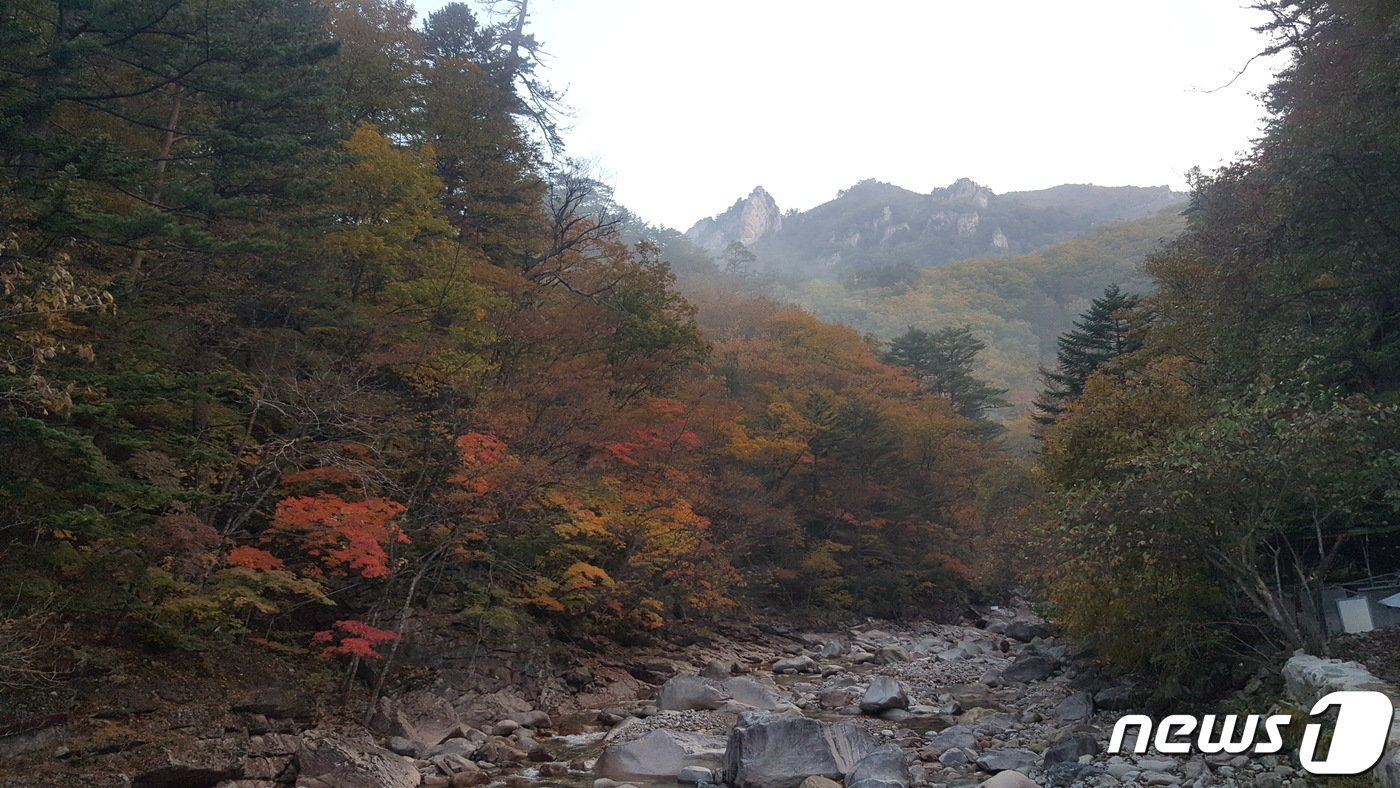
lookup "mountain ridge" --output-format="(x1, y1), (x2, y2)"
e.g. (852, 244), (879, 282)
(684, 178), (1186, 277)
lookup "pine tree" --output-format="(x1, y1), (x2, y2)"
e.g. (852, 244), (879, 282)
(1034, 284), (1142, 422)
(885, 326), (1008, 436)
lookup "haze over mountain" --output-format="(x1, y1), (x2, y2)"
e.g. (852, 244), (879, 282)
(684, 178), (1185, 280)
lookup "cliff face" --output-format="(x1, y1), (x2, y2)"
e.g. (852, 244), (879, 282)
(684, 178), (1185, 276)
(684, 186), (783, 252)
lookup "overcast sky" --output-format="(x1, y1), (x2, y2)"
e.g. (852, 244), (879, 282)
(413, 1), (1285, 230)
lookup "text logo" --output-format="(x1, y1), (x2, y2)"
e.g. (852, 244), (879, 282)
(1107, 690), (1393, 775)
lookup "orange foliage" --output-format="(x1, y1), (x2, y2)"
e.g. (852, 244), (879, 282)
(269, 493), (409, 578)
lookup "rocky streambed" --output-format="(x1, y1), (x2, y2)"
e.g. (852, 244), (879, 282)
(0, 605), (1325, 788)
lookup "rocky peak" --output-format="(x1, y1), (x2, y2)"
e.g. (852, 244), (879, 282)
(684, 186), (783, 252)
(934, 177), (993, 208)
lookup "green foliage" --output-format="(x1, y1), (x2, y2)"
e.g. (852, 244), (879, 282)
(885, 326), (1009, 434)
(1034, 284), (1143, 424)
(1039, 0), (1400, 693)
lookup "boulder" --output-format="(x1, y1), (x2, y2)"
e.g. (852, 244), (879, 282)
(800, 778), (843, 788)
(1004, 621), (1050, 642)
(859, 676), (909, 716)
(925, 725), (976, 752)
(844, 745), (909, 788)
(596, 729), (726, 782)
(721, 711), (880, 788)
(1051, 692), (1093, 722)
(872, 646), (913, 665)
(948, 684), (999, 711)
(974, 749), (1039, 773)
(368, 691), (462, 749)
(1000, 656), (1056, 684)
(723, 677), (792, 711)
(657, 675), (728, 711)
(293, 729), (420, 788)
(772, 656), (818, 674)
(1041, 732), (1099, 768)
(979, 771), (1041, 788)
(938, 748), (971, 768)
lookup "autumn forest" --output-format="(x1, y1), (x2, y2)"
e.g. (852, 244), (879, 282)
(3, 0), (1400, 752)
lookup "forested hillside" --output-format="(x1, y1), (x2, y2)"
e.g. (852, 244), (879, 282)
(3, 2), (1399, 778)
(1035, 0), (1400, 697)
(0, 0), (1024, 697)
(775, 210), (1185, 405)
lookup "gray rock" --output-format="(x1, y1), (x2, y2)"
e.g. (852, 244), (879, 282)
(859, 676), (909, 716)
(723, 677), (791, 711)
(678, 765), (715, 784)
(772, 656), (818, 674)
(938, 748), (971, 768)
(385, 737), (416, 757)
(657, 675), (728, 711)
(1051, 692), (1093, 721)
(1004, 622), (1050, 642)
(1042, 732), (1099, 768)
(925, 725), (976, 752)
(845, 745), (909, 788)
(293, 729), (420, 788)
(1093, 685), (1147, 710)
(974, 748), (1039, 773)
(873, 646), (913, 665)
(1000, 655), (1056, 684)
(368, 691), (463, 750)
(721, 711), (880, 788)
(800, 778), (843, 788)
(597, 729), (726, 782)
(978, 771), (1040, 788)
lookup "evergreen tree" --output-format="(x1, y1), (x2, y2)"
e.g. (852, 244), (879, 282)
(885, 326), (1007, 435)
(1033, 284), (1142, 424)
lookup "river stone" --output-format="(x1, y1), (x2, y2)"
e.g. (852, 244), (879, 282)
(979, 771), (1040, 788)
(926, 725), (976, 751)
(873, 646), (913, 665)
(294, 729), (420, 788)
(1052, 692), (1093, 721)
(859, 676), (909, 715)
(657, 675), (728, 711)
(1042, 731), (1099, 767)
(721, 711), (879, 788)
(1004, 622), (1050, 642)
(597, 729), (726, 782)
(948, 684), (999, 711)
(772, 656), (818, 674)
(723, 677), (791, 711)
(938, 748), (971, 768)
(975, 748), (1039, 773)
(845, 745), (908, 788)
(1000, 655), (1056, 684)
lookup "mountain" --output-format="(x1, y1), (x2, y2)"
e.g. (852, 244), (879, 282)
(684, 178), (1185, 280)
(684, 185), (783, 252)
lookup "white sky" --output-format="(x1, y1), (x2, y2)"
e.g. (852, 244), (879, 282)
(414, 1), (1285, 229)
